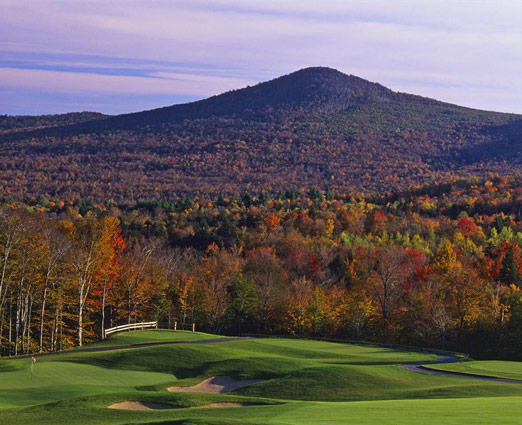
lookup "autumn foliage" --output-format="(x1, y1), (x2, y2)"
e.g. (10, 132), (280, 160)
(3, 176), (522, 359)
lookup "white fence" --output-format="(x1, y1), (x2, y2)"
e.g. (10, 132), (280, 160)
(104, 321), (158, 338)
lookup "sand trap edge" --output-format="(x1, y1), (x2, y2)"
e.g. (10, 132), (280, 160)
(108, 401), (175, 410)
(167, 375), (265, 394)
(109, 401), (248, 411)
(193, 402), (245, 409)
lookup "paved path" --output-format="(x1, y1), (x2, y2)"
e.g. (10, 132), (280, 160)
(400, 355), (522, 384)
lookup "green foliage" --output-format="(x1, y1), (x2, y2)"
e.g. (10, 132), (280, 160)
(498, 245), (522, 286)
(227, 275), (257, 336)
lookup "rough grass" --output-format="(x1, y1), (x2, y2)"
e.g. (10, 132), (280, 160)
(2, 331), (522, 424)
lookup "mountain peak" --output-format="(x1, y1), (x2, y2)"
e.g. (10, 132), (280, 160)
(278, 66), (366, 83)
(110, 67), (398, 128)
(258, 66), (395, 107)
(1, 68), (425, 137)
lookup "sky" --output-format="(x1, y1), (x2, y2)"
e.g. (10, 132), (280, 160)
(1, 0), (522, 115)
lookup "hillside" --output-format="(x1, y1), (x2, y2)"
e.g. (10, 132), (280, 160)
(0, 111), (107, 134)
(1, 67), (521, 202)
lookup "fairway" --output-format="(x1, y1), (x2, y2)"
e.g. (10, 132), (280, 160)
(2, 331), (522, 424)
(426, 360), (522, 381)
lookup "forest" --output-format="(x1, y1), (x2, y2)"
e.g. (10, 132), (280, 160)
(1, 67), (522, 202)
(3, 175), (522, 359)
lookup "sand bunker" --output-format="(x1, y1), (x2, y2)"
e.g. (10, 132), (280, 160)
(109, 401), (174, 410)
(194, 402), (244, 409)
(168, 376), (264, 393)
(109, 401), (247, 411)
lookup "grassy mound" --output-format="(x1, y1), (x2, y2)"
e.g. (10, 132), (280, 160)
(2, 330), (522, 424)
(425, 360), (522, 381)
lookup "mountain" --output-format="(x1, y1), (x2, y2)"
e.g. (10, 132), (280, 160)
(1, 67), (521, 202)
(107, 67), (409, 127)
(0, 67), (452, 137)
(0, 111), (107, 135)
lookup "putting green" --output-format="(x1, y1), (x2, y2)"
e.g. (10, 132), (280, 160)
(426, 360), (522, 381)
(0, 360), (173, 389)
(0, 359), (173, 408)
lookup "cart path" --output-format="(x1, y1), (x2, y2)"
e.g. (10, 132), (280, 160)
(400, 355), (522, 384)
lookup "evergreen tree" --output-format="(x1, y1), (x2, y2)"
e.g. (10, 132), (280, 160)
(499, 245), (522, 287)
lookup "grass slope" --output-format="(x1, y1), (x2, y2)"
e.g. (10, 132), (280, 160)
(426, 360), (522, 381)
(2, 331), (522, 424)
(84, 330), (226, 348)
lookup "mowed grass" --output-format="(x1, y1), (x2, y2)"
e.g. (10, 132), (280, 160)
(2, 331), (522, 424)
(78, 330), (225, 349)
(0, 359), (173, 408)
(8, 396), (522, 425)
(426, 360), (522, 381)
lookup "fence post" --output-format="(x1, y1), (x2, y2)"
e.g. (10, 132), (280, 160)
(192, 323), (195, 333)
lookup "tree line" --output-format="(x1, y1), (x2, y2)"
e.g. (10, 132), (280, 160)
(3, 180), (522, 359)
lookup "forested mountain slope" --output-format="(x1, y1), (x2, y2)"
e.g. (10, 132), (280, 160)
(1, 67), (521, 201)
(0, 111), (107, 134)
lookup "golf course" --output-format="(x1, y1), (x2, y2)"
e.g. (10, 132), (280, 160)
(2, 330), (522, 424)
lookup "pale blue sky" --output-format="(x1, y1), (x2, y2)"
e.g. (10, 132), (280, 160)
(1, 0), (521, 115)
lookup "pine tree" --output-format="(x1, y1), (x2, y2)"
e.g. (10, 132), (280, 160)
(499, 245), (522, 287)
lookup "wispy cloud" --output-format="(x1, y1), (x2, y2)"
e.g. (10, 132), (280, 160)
(1, 0), (521, 114)
(0, 67), (252, 96)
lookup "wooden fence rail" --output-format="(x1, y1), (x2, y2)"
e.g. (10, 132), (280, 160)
(104, 321), (158, 338)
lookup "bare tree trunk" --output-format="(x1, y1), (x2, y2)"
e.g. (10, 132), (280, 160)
(8, 302), (12, 356)
(0, 241), (13, 336)
(78, 283), (84, 346)
(101, 280), (108, 339)
(128, 286), (132, 325)
(39, 286), (48, 352)
(0, 305), (4, 356)
(51, 307), (56, 351)
(25, 293), (33, 353)
(78, 274), (92, 347)
(59, 309), (63, 351)
(14, 286), (22, 356)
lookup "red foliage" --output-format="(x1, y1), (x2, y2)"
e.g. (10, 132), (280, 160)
(457, 217), (477, 237)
